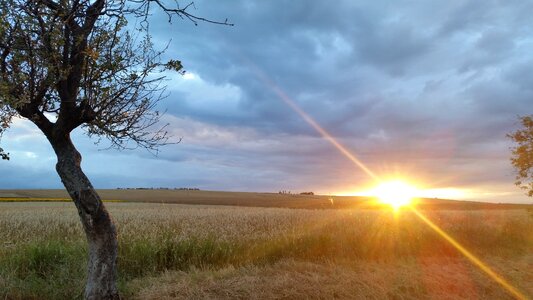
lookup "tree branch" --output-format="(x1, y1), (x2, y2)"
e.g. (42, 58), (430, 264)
(141, 0), (233, 26)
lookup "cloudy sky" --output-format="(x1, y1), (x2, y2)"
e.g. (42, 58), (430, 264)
(2, 0), (532, 203)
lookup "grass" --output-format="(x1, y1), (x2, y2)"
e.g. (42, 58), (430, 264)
(0, 202), (532, 299)
(132, 258), (532, 300)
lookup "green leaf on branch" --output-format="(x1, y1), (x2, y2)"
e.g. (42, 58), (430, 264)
(164, 59), (185, 74)
(0, 147), (9, 160)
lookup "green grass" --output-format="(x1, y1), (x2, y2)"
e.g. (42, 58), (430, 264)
(0, 240), (86, 299)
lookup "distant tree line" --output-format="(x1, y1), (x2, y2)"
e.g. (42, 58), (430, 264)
(116, 187), (200, 191)
(278, 190), (314, 195)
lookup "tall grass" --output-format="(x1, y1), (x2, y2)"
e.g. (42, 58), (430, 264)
(0, 202), (531, 299)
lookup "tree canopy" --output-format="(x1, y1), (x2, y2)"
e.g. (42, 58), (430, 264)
(0, 0), (230, 154)
(508, 115), (533, 197)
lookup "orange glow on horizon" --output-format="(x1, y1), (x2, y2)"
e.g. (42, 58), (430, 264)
(338, 184), (469, 201)
(244, 57), (527, 299)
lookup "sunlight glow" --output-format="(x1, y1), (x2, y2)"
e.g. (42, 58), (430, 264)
(341, 186), (471, 201)
(245, 57), (527, 300)
(416, 188), (468, 200)
(373, 180), (416, 209)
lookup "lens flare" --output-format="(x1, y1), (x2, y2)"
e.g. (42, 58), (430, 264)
(411, 208), (528, 300)
(240, 55), (380, 182)
(241, 55), (527, 299)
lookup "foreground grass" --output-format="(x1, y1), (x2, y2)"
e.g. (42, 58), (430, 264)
(132, 257), (533, 300)
(0, 202), (532, 299)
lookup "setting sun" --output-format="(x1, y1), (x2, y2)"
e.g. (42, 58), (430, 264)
(373, 180), (417, 209)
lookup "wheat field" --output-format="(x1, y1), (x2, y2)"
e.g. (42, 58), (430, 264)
(0, 201), (532, 299)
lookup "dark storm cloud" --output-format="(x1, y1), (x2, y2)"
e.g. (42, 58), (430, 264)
(2, 1), (532, 202)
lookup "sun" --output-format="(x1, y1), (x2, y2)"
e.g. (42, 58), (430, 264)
(372, 180), (417, 209)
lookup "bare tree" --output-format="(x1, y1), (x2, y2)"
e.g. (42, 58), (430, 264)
(508, 115), (533, 197)
(0, 0), (230, 298)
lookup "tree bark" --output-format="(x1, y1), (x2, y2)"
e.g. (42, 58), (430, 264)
(50, 134), (119, 299)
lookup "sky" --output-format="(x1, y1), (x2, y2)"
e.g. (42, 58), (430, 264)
(1, 0), (532, 203)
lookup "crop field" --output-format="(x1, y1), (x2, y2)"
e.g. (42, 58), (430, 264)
(1, 189), (529, 210)
(0, 199), (532, 299)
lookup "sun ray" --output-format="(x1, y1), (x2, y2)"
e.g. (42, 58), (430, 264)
(240, 56), (380, 182)
(411, 208), (528, 300)
(242, 57), (527, 300)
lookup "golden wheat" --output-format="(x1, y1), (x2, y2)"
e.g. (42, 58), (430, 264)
(0, 202), (531, 299)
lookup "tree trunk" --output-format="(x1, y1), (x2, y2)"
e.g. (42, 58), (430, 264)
(50, 134), (119, 299)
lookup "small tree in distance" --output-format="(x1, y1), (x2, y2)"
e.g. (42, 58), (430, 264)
(0, 0), (230, 298)
(508, 115), (533, 197)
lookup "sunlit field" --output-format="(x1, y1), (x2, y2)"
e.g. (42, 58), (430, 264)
(0, 200), (532, 299)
